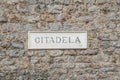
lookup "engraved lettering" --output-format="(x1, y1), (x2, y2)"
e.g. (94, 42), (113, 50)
(56, 37), (61, 43)
(62, 37), (67, 43)
(44, 37), (49, 43)
(75, 37), (81, 43)
(69, 37), (74, 43)
(35, 37), (40, 43)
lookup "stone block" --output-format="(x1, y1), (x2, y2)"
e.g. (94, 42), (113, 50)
(12, 41), (24, 49)
(0, 16), (8, 23)
(49, 50), (63, 57)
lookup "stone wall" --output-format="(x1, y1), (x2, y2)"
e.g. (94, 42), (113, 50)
(0, 0), (120, 80)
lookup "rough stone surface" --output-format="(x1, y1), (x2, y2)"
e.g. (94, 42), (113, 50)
(0, 0), (120, 79)
(115, 49), (120, 55)
(6, 32), (20, 40)
(116, 0), (120, 5)
(101, 66), (116, 72)
(1, 41), (10, 48)
(75, 63), (91, 69)
(62, 63), (75, 69)
(100, 41), (110, 48)
(63, 23), (72, 31)
(9, 50), (19, 57)
(75, 56), (91, 63)
(97, 33), (110, 41)
(0, 16), (8, 23)
(0, 50), (6, 56)
(0, 34), (3, 41)
(50, 22), (61, 31)
(96, 0), (106, 4)
(27, 15), (39, 23)
(36, 50), (45, 57)
(88, 5), (99, 12)
(107, 22), (117, 29)
(74, 0), (83, 3)
(12, 41), (24, 49)
(1, 58), (14, 65)
(84, 49), (99, 55)
(2, 24), (13, 32)
(80, 15), (93, 22)
(112, 41), (120, 48)
(16, 24), (33, 31)
(48, 5), (62, 14)
(49, 50), (63, 57)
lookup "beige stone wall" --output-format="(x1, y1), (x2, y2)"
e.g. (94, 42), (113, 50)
(0, 0), (120, 80)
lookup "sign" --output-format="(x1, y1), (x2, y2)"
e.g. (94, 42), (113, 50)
(28, 31), (87, 49)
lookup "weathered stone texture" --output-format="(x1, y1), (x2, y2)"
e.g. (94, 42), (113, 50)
(0, 0), (120, 79)
(0, 16), (8, 23)
(12, 41), (24, 49)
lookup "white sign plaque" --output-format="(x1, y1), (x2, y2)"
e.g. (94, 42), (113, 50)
(28, 31), (87, 49)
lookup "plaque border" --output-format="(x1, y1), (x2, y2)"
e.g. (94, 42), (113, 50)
(28, 31), (88, 50)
